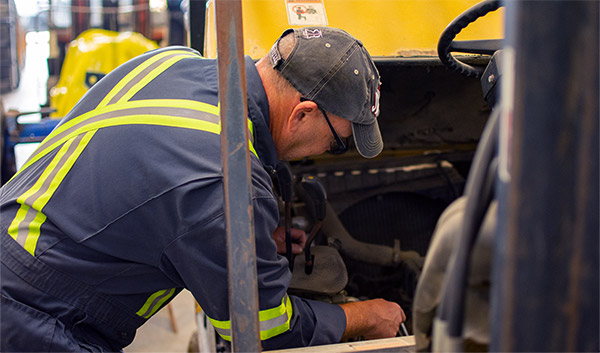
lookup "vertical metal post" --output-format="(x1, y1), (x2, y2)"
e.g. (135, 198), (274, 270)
(189, 0), (207, 54)
(167, 0), (185, 45)
(492, 1), (599, 352)
(215, 0), (261, 352)
(102, 0), (119, 32)
(70, 0), (90, 38)
(133, 0), (150, 39)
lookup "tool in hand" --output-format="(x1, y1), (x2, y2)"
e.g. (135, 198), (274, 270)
(275, 161), (294, 271)
(399, 322), (409, 337)
(298, 175), (327, 275)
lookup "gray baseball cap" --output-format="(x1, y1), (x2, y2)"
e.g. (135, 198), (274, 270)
(269, 27), (383, 158)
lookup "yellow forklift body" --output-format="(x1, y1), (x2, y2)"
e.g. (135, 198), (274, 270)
(204, 0), (503, 59)
(49, 29), (158, 118)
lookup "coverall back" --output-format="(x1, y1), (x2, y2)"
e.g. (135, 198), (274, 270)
(0, 46), (345, 352)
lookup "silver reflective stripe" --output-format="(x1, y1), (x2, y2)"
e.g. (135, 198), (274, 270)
(213, 326), (230, 338)
(29, 106), (219, 163)
(15, 134), (85, 246)
(259, 312), (289, 332)
(106, 51), (195, 105)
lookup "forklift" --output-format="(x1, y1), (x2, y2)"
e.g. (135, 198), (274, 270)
(197, 0), (598, 352)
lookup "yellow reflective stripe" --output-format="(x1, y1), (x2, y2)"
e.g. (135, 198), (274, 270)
(15, 99), (220, 178)
(209, 315), (230, 330)
(7, 206), (30, 241)
(8, 131), (96, 255)
(247, 120), (257, 159)
(98, 50), (197, 108)
(258, 295), (293, 340)
(47, 99), (219, 145)
(136, 288), (176, 319)
(248, 140), (257, 159)
(14, 137), (77, 211)
(8, 135), (79, 244)
(22, 212), (46, 255)
(208, 295), (293, 341)
(259, 293), (290, 321)
(116, 54), (198, 104)
(255, 294), (293, 340)
(43, 114), (220, 150)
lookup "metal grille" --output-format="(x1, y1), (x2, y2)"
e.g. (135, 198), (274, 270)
(339, 192), (447, 256)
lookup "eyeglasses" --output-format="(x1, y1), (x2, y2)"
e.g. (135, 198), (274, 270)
(300, 98), (349, 155)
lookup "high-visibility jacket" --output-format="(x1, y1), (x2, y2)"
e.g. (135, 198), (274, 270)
(0, 46), (345, 352)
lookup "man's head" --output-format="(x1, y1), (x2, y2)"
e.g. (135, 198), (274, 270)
(257, 27), (383, 160)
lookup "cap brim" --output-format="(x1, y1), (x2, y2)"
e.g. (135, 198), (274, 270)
(352, 119), (383, 158)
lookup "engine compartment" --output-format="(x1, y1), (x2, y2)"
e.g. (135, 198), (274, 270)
(284, 57), (492, 335)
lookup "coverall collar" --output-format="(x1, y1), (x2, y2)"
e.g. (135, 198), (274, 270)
(245, 56), (278, 172)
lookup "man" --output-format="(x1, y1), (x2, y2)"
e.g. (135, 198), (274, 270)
(0, 27), (405, 351)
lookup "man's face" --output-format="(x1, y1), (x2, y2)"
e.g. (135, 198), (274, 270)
(279, 104), (352, 160)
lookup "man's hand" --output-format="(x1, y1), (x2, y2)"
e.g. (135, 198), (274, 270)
(272, 226), (306, 255)
(340, 299), (406, 341)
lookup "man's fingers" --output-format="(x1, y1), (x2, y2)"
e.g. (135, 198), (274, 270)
(290, 228), (307, 247)
(272, 227), (307, 254)
(291, 243), (304, 255)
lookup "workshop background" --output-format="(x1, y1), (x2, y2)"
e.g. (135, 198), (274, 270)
(1, 1), (597, 352)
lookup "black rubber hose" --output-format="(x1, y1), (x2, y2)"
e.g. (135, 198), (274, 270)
(437, 107), (500, 339)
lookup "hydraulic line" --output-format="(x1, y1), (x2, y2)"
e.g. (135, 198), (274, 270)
(434, 107), (500, 351)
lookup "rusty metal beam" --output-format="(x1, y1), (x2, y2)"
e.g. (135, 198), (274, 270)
(133, 0), (150, 39)
(215, 0), (261, 351)
(70, 0), (90, 38)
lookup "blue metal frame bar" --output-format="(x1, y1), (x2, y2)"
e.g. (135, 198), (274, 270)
(492, 1), (599, 351)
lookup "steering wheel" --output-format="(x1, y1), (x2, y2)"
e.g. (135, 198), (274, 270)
(438, 0), (504, 78)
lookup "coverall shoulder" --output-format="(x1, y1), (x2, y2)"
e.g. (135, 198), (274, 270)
(0, 46), (345, 352)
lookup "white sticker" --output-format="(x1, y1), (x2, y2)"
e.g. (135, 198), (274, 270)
(286, 0), (328, 26)
(499, 47), (515, 183)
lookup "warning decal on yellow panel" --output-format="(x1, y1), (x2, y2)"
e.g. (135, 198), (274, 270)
(286, 0), (328, 26)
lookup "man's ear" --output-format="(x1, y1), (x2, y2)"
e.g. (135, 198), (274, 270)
(288, 100), (318, 132)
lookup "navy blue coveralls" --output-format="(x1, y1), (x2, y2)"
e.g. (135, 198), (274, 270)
(0, 46), (346, 352)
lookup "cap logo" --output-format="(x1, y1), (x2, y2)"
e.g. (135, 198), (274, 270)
(302, 28), (323, 39)
(371, 84), (381, 117)
(270, 44), (283, 68)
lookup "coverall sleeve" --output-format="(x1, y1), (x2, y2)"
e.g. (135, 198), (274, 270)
(160, 164), (346, 349)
